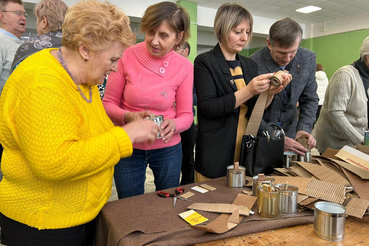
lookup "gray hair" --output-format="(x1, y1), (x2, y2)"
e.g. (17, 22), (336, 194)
(269, 17), (302, 48)
(359, 36), (369, 61)
(34, 0), (68, 32)
(0, 0), (23, 10)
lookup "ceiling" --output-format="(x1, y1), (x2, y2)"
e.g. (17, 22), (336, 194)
(194, 0), (369, 24)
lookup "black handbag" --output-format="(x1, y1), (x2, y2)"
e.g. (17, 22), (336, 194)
(239, 91), (285, 177)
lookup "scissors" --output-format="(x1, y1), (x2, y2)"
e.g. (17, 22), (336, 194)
(157, 187), (185, 207)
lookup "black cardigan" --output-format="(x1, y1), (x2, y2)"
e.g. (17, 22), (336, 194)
(194, 43), (259, 178)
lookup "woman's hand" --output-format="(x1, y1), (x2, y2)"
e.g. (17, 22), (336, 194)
(246, 73), (274, 95)
(124, 111), (152, 124)
(159, 119), (176, 143)
(123, 119), (160, 145)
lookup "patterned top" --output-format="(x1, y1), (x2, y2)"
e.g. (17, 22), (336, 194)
(11, 31), (62, 72)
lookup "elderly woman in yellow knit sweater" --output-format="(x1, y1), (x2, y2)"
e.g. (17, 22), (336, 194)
(0, 1), (159, 245)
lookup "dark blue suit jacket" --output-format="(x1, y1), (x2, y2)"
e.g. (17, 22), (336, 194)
(250, 46), (319, 138)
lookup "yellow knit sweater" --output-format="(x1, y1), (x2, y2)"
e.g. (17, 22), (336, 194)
(0, 48), (133, 229)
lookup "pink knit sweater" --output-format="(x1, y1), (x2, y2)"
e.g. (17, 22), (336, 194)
(103, 42), (194, 150)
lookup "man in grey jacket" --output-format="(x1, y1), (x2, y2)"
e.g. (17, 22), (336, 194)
(250, 17), (318, 156)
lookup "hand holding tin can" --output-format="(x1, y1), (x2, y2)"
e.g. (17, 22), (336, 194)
(144, 114), (164, 139)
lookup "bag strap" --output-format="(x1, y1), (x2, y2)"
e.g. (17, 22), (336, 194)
(244, 90), (269, 136)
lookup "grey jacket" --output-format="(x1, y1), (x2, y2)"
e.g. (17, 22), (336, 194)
(314, 65), (367, 153)
(250, 46), (319, 138)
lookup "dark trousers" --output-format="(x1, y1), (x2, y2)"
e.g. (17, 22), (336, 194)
(0, 213), (95, 246)
(180, 123), (196, 185)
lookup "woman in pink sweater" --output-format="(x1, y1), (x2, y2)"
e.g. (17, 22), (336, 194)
(103, 1), (193, 199)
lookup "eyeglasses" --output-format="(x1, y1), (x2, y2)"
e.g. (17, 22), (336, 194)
(2, 11), (28, 18)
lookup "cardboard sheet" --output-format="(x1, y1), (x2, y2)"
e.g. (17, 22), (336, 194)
(190, 193), (257, 234)
(332, 158), (369, 179)
(305, 180), (346, 204)
(288, 165), (315, 178)
(296, 162), (350, 186)
(336, 146), (369, 172)
(342, 168), (369, 201)
(187, 203), (250, 216)
(345, 198), (369, 219)
(272, 176), (312, 194)
(322, 148), (340, 160)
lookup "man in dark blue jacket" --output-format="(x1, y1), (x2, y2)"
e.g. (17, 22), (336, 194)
(251, 17), (318, 156)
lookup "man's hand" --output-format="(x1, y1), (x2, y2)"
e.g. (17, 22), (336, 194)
(295, 130), (316, 149)
(284, 137), (308, 156)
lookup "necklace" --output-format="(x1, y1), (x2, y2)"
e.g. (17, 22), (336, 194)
(57, 47), (92, 103)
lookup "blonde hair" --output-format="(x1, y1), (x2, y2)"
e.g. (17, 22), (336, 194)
(34, 0), (68, 32)
(140, 1), (190, 46)
(62, 0), (135, 52)
(214, 3), (253, 46)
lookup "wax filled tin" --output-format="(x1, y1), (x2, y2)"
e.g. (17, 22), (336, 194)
(275, 184), (298, 215)
(252, 175), (275, 196)
(227, 165), (246, 188)
(364, 131), (369, 146)
(257, 185), (280, 219)
(145, 115), (164, 139)
(314, 201), (346, 242)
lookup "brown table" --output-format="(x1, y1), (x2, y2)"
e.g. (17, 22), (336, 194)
(94, 177), (368, 246)
(193, 216), (369, 246)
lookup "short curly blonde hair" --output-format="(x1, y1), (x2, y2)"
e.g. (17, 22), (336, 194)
(62, 0), (135, 52)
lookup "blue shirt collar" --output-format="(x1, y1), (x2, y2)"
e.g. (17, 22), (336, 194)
(0, 28), (20, 40)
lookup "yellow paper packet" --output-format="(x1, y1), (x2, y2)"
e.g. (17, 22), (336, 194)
(179, 209), (208, 225)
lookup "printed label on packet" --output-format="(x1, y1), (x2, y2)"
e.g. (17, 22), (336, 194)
(179, 209), (208, 226)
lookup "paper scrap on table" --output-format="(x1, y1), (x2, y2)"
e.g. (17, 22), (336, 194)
(180, 191), (195, 199)
(200, 184), (217, 191)
(179, 209), (208, 226)
(191, 186), (208, 193)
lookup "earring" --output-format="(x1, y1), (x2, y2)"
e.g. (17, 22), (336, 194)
(84, 57), (89, 61)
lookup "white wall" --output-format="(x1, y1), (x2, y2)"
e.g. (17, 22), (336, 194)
(22, 1), (368, 52)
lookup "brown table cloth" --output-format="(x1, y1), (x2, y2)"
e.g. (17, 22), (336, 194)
(94, 177), (314, 246)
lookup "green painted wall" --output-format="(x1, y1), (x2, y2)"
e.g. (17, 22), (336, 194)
(177, 0), (197, 64)
(300, 30), (369, 80)
(244, 29), (369, 80)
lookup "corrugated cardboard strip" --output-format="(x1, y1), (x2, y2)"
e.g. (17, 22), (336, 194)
(296, 162), (350, 186)
(190, 193), (257, 234)
(187, 203), (250, 216)
(305, 180), (346, 204)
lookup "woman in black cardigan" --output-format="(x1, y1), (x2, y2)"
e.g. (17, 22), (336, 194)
(194, 3), (290, 180)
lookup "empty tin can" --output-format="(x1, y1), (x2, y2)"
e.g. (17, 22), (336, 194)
(314, 201), (346, 241)
(227, 165), (246, 188)
(276, 184), (298, 215)
(144, 115), (164, 139)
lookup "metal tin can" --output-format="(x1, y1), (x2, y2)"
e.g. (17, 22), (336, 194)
(314, 201), (346, 241)
(145, 115), (164, 139)
(364, 131), (369, 146)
